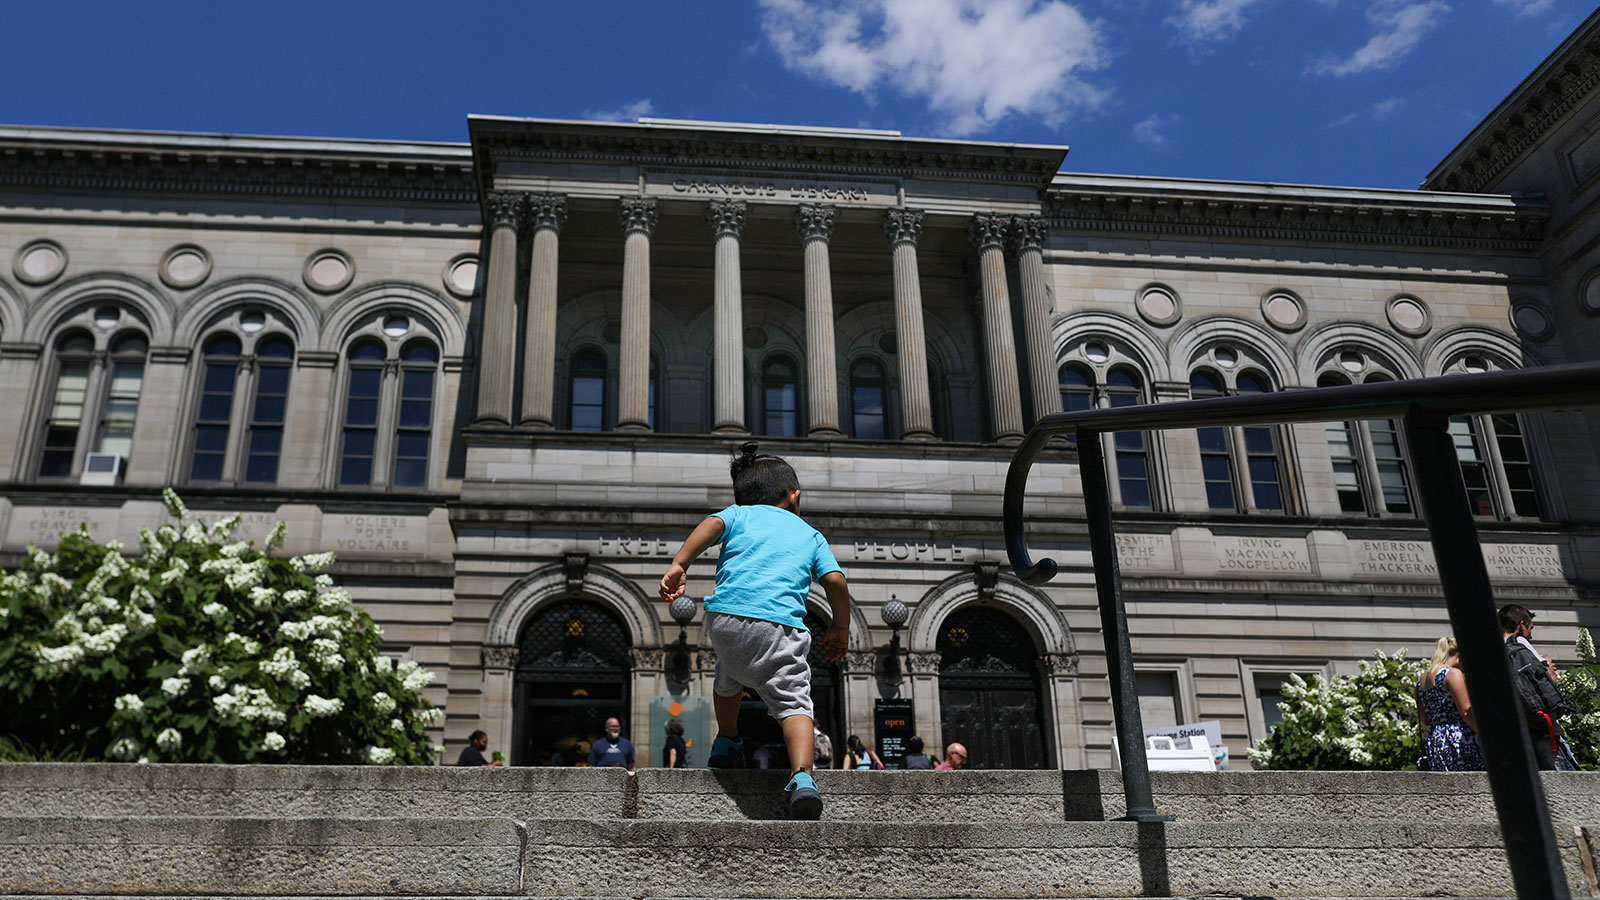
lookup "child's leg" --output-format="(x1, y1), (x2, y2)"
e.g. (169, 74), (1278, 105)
(714, 689), (742, 739)
(779, 714), (815, 776)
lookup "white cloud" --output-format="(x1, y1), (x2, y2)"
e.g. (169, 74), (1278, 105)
(758, 0), (1111, 136)
(1325, 110), (1362, 128)
(1372, 96), (1405, 119)
(1131, 113), (1176, 145)
(1164, 0), (1269, 46)
(1492, 0), (1554, 16)
(584, 99), (654, 123)
(1308, 1), (1450, 77)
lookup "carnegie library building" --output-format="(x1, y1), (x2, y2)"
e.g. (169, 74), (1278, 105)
(4, 12), (1600, 771)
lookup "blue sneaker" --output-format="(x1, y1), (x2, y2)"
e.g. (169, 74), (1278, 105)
(785, 771), (822, 820)
(707, 734), (745, 768)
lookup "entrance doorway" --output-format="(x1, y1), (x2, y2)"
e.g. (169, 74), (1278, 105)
(514, 600), (631, 766)
(731, 610), (843, 769)
(936, 606), (1048, 769)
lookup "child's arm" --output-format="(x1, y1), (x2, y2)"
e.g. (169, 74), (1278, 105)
(659, 516), (726, 602)
(818, 570), (850, 662)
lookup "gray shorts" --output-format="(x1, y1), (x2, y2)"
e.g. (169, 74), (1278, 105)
(707, 611), (813, 720)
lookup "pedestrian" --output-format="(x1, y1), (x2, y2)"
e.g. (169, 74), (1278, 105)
(844, 735), (883, 770)
(662, 718), (688, 769)
(902, 736), (933, 770)
(1416, 637), (1483, 771)
(455, 730), (504, 767)
(935, 742), (968, 770)
(813, 724), (834, 769)
(1500, 604), (1567, 770)
(586, 717), (635, 771)
(658, 441), (852, 820)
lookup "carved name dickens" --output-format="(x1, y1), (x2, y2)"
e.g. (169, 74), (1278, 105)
(1212, 536), (1312, 574)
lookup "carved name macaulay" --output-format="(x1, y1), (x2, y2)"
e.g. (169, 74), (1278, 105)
(1212, 536), (1313, 574)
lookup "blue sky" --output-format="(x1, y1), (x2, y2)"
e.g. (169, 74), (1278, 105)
(0, 1), (1589, 190)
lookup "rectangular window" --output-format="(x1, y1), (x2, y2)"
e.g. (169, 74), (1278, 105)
(1450, 417), (1495, 517)
(1369, 419), (1412, 514)
(40, 360), (90, 478)
(393, 367), (434, 488)
(190, 361), (236, 482)
(1108, 393), (1151, 509)
(1492, 414), (1540, 518)
(764, 382), (797, 437)
(96, 360), (144, 458)
(1135, 671), (1180, 730)
(1254, 674), (1291, 733)
(244, 364), (289, 483)
(1197, 426), (1235, 510)
(340, 366), (382, 486)
(570, 375), (605, 432)
(1324, 421), (1366, 513)
(1243, 425), (1283, 511)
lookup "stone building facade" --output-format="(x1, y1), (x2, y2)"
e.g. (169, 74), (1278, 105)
(3, 12), (1599, 769)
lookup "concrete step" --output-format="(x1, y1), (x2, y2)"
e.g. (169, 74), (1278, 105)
(5, 763), (1597, 825)
(2, 815), (1595, 898)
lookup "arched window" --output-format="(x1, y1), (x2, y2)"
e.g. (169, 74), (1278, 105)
(338, 337), (440, 489)
(189, 334), (241, 482)
(1446, 355), (1541, 519)
(98, 332), (148, 459)
(1058, 341), (1157, 510)
(762, 357), (799, 437)
(244, 336), (294, 483)
(1316, 353), (1414, 516)
(38, 331), (96, 478)
(568, 348), (608, 432)
(1059, 365), (1093, 416)
(1106, 368), (1150, 509)
(1188, 358), (1288, 512)
(850, 359), (886, 439)
(339, 340), (385, 486)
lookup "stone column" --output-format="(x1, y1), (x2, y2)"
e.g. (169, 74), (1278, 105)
(970, 214), (1025, 442)
(796, 204), (841, 437)
(883, 209), (935, 441)
(1013, 215), (1059, 425)
(708, 201), (748, 434)
(617, 198), (657, 432)
(475, 190), (522, 426)
(520, 193), (567, 428)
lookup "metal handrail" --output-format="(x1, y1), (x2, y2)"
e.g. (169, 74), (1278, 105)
(1002, 359), (1600, 900)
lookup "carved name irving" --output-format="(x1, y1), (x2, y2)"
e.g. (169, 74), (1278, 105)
(1212, 536), (1313, 574)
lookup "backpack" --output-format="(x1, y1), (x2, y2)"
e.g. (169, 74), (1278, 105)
(1506, 637), (1567, 728)
(813, 732), (832, 766)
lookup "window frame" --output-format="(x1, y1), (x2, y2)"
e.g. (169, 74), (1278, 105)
(331, 314), (445, 492)
(1443, 354), (1546, 521)
(34, 308), (153, 481)
(1057, 339), (1162, 511)
(566, 345), (610, 432)
(1315, 356), (1416, 518)
(1239, 660), (1331, 745)
(183, 309), (298, 487)
(848, 356), (889, 440)
(760, 354), (801, 438)
(1187, 355), (1293, 514)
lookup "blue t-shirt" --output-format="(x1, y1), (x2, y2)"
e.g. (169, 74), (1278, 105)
(587, 736), (634, 768)
(705, 504), (842, 628)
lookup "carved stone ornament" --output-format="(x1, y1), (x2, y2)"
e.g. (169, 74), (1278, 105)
(843, 650), (877, 674)
(1011, 215), (1048, 251)
(882, 208), (924, 245)
(1039, 653), (1080, 676)
(481, 645), (520, 670)
(697, 648), (719, 671)
(618, 197), (658, 235)
(968, 213), (1010, 250)
(907, 651), (943, 675)
(564, 551), (589, 596)
(794, 203), (836, 241)
(629, 647), (665, 670)
(974, 560), (1001, 603)
(706, 200), (747, 237)
(485, 191), (524, 230)
(526, 192), (568, 232)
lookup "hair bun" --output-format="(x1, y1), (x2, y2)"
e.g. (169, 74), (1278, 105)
(740, 441), (760, 457)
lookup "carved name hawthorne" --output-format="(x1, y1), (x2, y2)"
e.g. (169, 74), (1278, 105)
(1212, 536), (1313, 574)
(1481, 542), (1565, 581)
(1116, 533), (1175, 573)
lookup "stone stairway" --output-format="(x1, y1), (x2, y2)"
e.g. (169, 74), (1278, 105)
(1, 763), (1596, 899)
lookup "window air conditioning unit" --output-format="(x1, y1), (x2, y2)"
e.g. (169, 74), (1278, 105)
(80, 453), (125, 486)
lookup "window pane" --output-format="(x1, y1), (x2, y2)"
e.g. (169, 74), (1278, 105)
(395, 431), (430, 458)
(1197, 426), (1228, 453)
(1136, 671), (1180, 730)
(1452, 417), (1497, 517)
(571, 376), (605, 431)
(189, 449), (225, 483)
(40, 359), (90, 477)
(1370, 420), (1412, 514)
(257, 337), (294, 359)
(401, 369), (434, 399)
(340, 456), (373, 487)
(245, 361), (291, 484)
(393, 458), (427, 487)
(1205, 480), (1235, 510)
(1493, 414), (1540, 517)
(399, 398), (432, 429)
(343, 431), (375, 457)
(252, 395), (285, 424)
(401, 341), (438, 364)
(1243, 425), (1275, 455)
(99, 359), (142, 458)
(191, 358), (237, 482)
(852, 383), (885, 440)
(203, 364), (237, 393)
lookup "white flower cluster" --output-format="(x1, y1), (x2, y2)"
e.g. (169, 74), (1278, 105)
(396, 660), (435, 693)
(155, 728), (182, 753)
(278, 621), (315, 642)
(107, 737), (141, 761)
(261, 647), (312, 689)
(317, 587), (352, 611)
(222, 631), (261, 656)
(306, 638), (345, 671)
(416, 706), (443, 725)
(158, 558), (189, 586)
(249, 586), (276, 611)
(161, 677), (189, 698)
(212, 684), (286, 726)
(178, 645), (211, 676)
(303, 694), (344, 718)
(262, 731), (286, 752)
(1578, 627), (1597, 663)
(363, 745), (396, 765)
(306, 615), (344, 638)
(80, 622), (129, 656)
(389, 717), (404, 732)
(33, 643), (85, 678)
(292, 551), (337, 573)
(201, 601), (228, 620)
(371, 692), (396, 714)
(114, 693), (144, 715)
(162, 487), (189, 520)
(208, 674), (227, 692)
(265, 521), (288, 552)
(281, 589), (310, 608)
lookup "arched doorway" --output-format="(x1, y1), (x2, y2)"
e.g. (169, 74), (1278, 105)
(937, 606), (1047, 769)
(731, 610), (844, 769)
(514, 600), (632, 766)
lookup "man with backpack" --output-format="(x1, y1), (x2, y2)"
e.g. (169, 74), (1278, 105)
(1499, 604), (1565, 770)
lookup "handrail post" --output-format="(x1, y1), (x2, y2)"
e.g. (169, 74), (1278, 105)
(1402, 410), (1569, 899)
(1078, 427), (1169, 822)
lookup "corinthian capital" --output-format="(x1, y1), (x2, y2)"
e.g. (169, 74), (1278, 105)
(618, 198), (657, 235)
(883, 208), (925, 245)
(485, 191), (524, 230)
(481, 645), (519, 670)
(969, 213), (1010, 250)
(526, 192), (567, 232)
(1011, 215), (1048, 252)
(794, 203), (835, 242)
(706, 200), (747, 238)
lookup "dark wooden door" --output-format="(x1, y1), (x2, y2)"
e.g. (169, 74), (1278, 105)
(513, 600), (632, 766)
(937, 607), (1048, 769)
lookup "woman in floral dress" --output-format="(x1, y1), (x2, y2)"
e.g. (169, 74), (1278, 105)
(1416, 636), (1484, 771)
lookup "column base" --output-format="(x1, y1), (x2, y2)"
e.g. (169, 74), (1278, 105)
(808, 427), (843, 438)
(994, 432), (1025, 446)
(517, 417), (555, 431)
(615, 420), (652, 433)
(712, 423), (749, 435)
(900, 428), (938, 442)
(472, 415), (512, 429)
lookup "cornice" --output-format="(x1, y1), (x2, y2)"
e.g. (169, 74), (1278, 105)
(1425, 14), (1600, 193)
(0, 138), (478, 205)
(1045, 187), (1548, 252)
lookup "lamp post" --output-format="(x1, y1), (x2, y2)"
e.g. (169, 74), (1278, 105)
(880, 595), (909, 684)
(668, 595), (697, 685)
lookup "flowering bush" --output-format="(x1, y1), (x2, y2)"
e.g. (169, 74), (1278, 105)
(1559, 628), (1599, 770)
(0, 490), (440, 764)
(1247, 649), (1422, 770)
